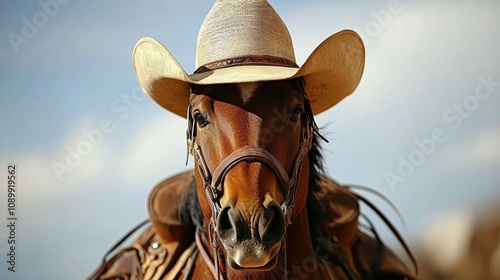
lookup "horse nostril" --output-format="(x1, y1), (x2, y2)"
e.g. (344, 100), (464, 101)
(259, 201), (285, 243)
(217, 205), (250, 244)
(217, 205), (232, 231)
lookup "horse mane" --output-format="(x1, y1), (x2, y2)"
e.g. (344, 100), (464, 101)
(178, 133), (327, 243)
(179, 177), (205, 232)
(304, 134), (328, 247)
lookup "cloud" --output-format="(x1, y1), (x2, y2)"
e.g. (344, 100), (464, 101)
(121, 116), (190, 186)
(309, 1), (500, 167)
(436, 125), (500, 171)
(2, 155), (57, 199)
(48, 115), (112, 185)
(47, 111), (191, 190)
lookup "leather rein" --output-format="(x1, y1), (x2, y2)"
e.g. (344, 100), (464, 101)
(186, 78), (326, 279)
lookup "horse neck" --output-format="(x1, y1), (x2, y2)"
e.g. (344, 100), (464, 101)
(284, 205), (324, 279)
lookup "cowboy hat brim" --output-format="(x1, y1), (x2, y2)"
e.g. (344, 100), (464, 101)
(133, 29), (365, 118)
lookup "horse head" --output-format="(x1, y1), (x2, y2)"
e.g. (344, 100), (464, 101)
(187, 78), (320, 271)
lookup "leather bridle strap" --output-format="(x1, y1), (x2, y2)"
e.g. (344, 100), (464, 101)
(212, 146), (291, 193)
(190, 128), (312, 226)
(195, 227), (224, 280)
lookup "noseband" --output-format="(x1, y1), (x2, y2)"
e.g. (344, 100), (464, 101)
(186, 82), (326, 279)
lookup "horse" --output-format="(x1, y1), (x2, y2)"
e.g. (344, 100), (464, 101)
(182, 78), (330, 279)
(174, 77), (416, 279)
(86, 77), (417, 280)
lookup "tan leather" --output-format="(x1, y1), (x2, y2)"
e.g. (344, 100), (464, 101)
(86, 170), (417, 279)
(148, 170), (195, 245)
(317, 177), (416, 279)
(353, 232), (417, 279)
(318, 176), (360, 249)
(194, 55), (299, 74)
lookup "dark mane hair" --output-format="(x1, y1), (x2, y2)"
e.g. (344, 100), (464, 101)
(178, 134), (327, 246)
(305, 134), (327, 246)
(178, 176), (204, 232)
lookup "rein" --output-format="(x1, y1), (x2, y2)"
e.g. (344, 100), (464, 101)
(186, 82), (326, 279)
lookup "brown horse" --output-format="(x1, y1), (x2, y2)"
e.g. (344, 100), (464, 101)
(178, 75), (420, 280)
(86, 79), (417, 280)
(185, 78), (328, 279)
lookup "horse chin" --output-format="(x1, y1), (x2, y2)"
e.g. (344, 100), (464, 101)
(224, 239), (281, 271)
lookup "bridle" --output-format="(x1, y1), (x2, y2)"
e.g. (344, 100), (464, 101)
(186, 79), (327, 279)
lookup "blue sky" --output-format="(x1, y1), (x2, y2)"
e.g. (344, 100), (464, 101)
(0, 0), (499, 279)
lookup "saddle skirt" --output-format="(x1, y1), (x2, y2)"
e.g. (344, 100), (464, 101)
(86, 170), (417, 279)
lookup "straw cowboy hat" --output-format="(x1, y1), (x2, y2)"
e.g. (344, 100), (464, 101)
(133, 0), (365, 118)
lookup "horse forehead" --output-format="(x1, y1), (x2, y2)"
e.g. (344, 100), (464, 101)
(194, 81), (301, 111)
(238, 83), (260, 105)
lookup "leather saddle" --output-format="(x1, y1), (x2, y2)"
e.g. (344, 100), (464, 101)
(86, 170), (417, 279)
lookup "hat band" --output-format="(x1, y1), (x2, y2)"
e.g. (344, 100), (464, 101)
(194, 55), (299, 74)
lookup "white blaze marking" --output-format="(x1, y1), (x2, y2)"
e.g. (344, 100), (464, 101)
(238, 83), (260, 104)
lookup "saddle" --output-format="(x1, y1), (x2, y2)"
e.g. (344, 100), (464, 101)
(86, 170), (417, 279)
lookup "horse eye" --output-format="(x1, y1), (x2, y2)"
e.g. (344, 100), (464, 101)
(193, 111), (209, 128)
(288, 107), (302, 123)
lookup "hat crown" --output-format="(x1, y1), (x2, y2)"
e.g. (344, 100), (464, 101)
(196, 0), (296, 69)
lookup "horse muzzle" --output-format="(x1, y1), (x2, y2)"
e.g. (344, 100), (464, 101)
(216, 199), (285, 270)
